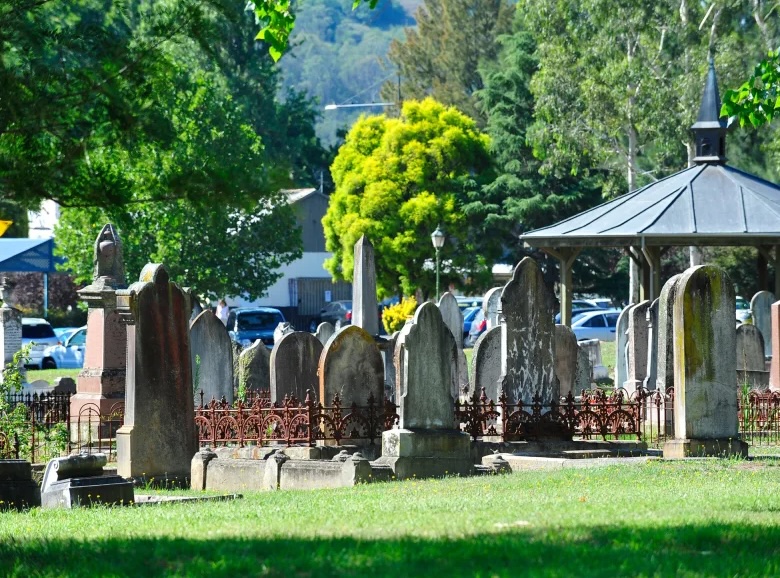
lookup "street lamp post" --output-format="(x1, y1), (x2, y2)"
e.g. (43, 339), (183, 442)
(431, 226), (445, 300)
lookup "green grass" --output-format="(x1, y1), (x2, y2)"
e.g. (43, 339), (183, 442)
(2, 459), (780, 577)
(600, 339), (616, 380)
(25, 368), (80, 384)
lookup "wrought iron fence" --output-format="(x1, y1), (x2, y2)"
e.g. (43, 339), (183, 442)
(70, 402), (125, 460)
(739, 389), (780, 446)
(196, 390), (399, 448)
(2, 391), (72, 463)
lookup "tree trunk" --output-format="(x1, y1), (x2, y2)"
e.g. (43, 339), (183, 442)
(627, 111), (640, 303)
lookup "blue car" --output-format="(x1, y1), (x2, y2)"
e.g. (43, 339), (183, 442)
(226, 307), (286, 348)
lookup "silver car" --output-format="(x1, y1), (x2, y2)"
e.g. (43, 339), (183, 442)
(42, 326), (87, 369)
(21, 318), (60, 369)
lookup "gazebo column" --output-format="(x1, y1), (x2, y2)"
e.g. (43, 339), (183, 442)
(641, 246), (662, 301)
(541, 247), (581, 326)
(625, 247), (650, 301)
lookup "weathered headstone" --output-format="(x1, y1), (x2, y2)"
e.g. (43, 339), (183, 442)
(231, 341), (242, 398)
(771, 302), (780, 390)
(554, 325), (578, 398)
(0, 460), (40, 510)
(575, 345), (591, 393)
(471, 325), (501, 403)
(664, 265), (747, 458)
(483, 287), (502, 329)
(273, 322), (294, 344)
(499, 258), (558, 404)
(614, 305), (632, 390)
(736, 323), (765, 371)
(115, 263), (197, 482)
(751, 291), (775, 358)
(40, 453), (133, 508)
(190, 310), (234, 404)
(656, 274), (682, 393)
(319, 325), (384, 409)
(239, 339), (271, 393)
(578, 339), (607, 380)
(438, 292), (468, 398)
(624, 300), (650, 394)
(377, 302), (471, 479)
(270, 331), (323, 404)
(352, 235), (379, 336)
(380, 333), (398, 401)
(642, 299), (660, 391)
(314, 322), (335, 345)
(0, 278), (22, 382)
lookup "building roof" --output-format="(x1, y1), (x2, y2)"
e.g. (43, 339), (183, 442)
(281, 188), (324, 204)
(0, 238), (57, 272)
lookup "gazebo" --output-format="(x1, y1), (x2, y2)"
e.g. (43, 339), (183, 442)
(521, 61), (780, 325)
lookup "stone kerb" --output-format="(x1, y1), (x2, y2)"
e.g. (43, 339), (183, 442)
(624, 300), (650, 395)
(115, 263), (197, 482)
(483, 287), (502, 329)
(190, 310), (234, 405)
(736, 323), (765, 372)
(318, 324), (384, 433)
(614, 305), (632, 391)
(270, 331), (323, 404)
(664, 265), (747, 458)
(352, 235), (379, 336)
(499, 258), (557, 405)
(751, 291), (775, 358)
(239, 340), (271, 394)
(471, 325), (501, 404)
(656, 274), (682, 394)
(554, 325), (578, 398)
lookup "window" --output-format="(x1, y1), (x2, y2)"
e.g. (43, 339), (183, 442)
(606, 313), (619, 327)
(236, 312), (284, 331)
(22, 324), (55, 339)
(68, 330), (87, 346)
(584, 315), (606, 328)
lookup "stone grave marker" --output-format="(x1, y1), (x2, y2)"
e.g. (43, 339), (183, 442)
(270, 331), (323, 404)
(624, 300), (650, 394)
(0, 460), (40, 510)
(239, 339), (271, 394)
(483, 286), (502, 329)
(41, 453), (133, 508)
(736, 323), (765, 372)
(115, 263), (197, 482)
(0, 279), (22, 381)
(575, 345), (591, 393)
(352, 235), (379, 336)
(314, 321), (335, 345)
(772, 302), (780, 390)
(471, 325), (501, 403)
(554, 325), (578, 398)
(751, 291), (775, 358)
(190, 310), (234, 404)
(499, 258), (557, 404)
(656, 274), (682, 393)
(319, 325), (384, 410)
(642, 299), (660, 391)
(438, 292), (468, 398)
(614, 305), (632, 391)
(664, 265), (747, 458)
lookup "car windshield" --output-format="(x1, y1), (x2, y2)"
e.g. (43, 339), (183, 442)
(736, 299), (750, 310)
(571, 312), (593, 324)
(22, 325), (55, 339)
(237, 312), (283, 331)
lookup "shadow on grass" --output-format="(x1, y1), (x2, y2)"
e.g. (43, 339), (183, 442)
(2, 522), (780, 577)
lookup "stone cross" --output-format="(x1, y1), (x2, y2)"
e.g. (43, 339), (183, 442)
(319, 325), (384, 408)
(499, 258), (557, 404)
(190, 310), (234, 404)
(656, 274), (682, 393)
(624, 300), (650, 394)
(115, 263), (197, 481)
(751, 291), (775, 358)
(270, 331), (323, 404)
(352, 235), (379, 336)
(554, 325), (578, 398)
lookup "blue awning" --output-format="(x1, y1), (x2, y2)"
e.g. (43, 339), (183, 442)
(0, 238), (56, 272)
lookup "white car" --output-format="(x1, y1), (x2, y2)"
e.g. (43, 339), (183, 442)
(42, 326), (87, 369)
(571, 310), (621, 341)
(21, 318), (60, 369)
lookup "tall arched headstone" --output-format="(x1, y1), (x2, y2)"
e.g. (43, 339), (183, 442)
(656, 275), (682, 393)
(239, 339), (271, 393)
(483, 287), (502, 329)
(614, 305), (633, 391)
(554, 325), (578, 398)
(624, 300), (650, 394)
(438, 292), (468, 398)
(642, 299), (660, 391)
(190, 310), (233, 404)
(270, 331), (323, 404)
(736, 323), (765, 372)
(664, 265), (747, 458)
(116, 264), (197, 482)
(314, 322), (335, 345)
(319, 325), (384, 409)
(471, 325), (501, 403)
(751, 291), (774, 358)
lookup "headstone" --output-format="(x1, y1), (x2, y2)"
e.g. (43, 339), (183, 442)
(499, 258), (557, 404)
(318, 325), (384, 409)
(471, 325), (501, 403)
(771, 302), (780, 390)
(40, 453), (133, 508)
(664, 265), (747, 458)
(642, 299), (660, 391)
(53, 377), (76, 393)
(575, 345), (591, 393)
(70, 224), (127, 431)
(231, 341), (242, 398)
(239, 340), (271, 393)
(0, 460), (40, 510)
(0, 281), (22, 378)
(190, 310), (234, 404)
(115, 263), (197, 482)
(656, 275), (682, 393)
(437, 292), (468, 398)
(624, 300), (650, 394)
(377, 302), (471, 479)
(380, 333), (398, 401)
(270, 332), (323, 404)
(736, 323), (765, 371)
(554, 325), (578, 398)
(483, 287), (502, 329)
(352, 235), (379, 336)
(578, 339), (607, 380)
(314, 322), (335, 345)
(273, 322), (294, 344)
(614, 305), (632, 390)
(751, 291), (775, 358)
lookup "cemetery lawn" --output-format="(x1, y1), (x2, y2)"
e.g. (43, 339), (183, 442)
(26, 369), (80, 383)
(2, 460), (780, 577)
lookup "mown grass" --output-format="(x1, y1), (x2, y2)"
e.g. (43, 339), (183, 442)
(600, 339), (616, 379)
(2, 459), (780, 577)
(24, 368), (80, 384)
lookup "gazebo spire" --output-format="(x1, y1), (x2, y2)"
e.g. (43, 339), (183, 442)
(691, 56), (728, 164)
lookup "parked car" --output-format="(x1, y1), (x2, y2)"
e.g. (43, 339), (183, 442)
(462, 306), (481, 341)
(226, 307), (286, 348)
(53, 326), (79, 342)
(456, 296), (483, 311)
(464, 309), (487, 348)
(317, 300), (353, 330)
(42, 326), (87, 369)
(554, 306), (605, 324)
(736, 296), (752, 324)
(21, 318), (60, 369)
(570, 309), (621, 341)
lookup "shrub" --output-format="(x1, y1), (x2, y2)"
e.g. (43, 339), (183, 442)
(382, 297), (417, 334)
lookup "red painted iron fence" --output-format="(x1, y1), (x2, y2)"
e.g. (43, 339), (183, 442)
(739, 389), (780, 446)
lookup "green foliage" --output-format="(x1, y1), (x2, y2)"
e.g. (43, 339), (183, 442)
(381, 296), (417, 334)
(324, 98), (493, 298)
(723, 52), (780, 127)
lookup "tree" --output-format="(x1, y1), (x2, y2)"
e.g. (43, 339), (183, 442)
(323, 98), (493, 298)
(383, 0), (513, 124)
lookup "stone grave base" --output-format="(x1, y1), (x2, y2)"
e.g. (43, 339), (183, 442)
(373, 429), (473, 480)
(484, 454), (655, 471)
(471, 439), (651, 462)
(41, 475), (134, 509)
(0, 460), (41, 510)
(663, 438), (749, 459)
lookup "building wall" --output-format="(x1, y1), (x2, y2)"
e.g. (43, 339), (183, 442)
(295, 194), (329, 252)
